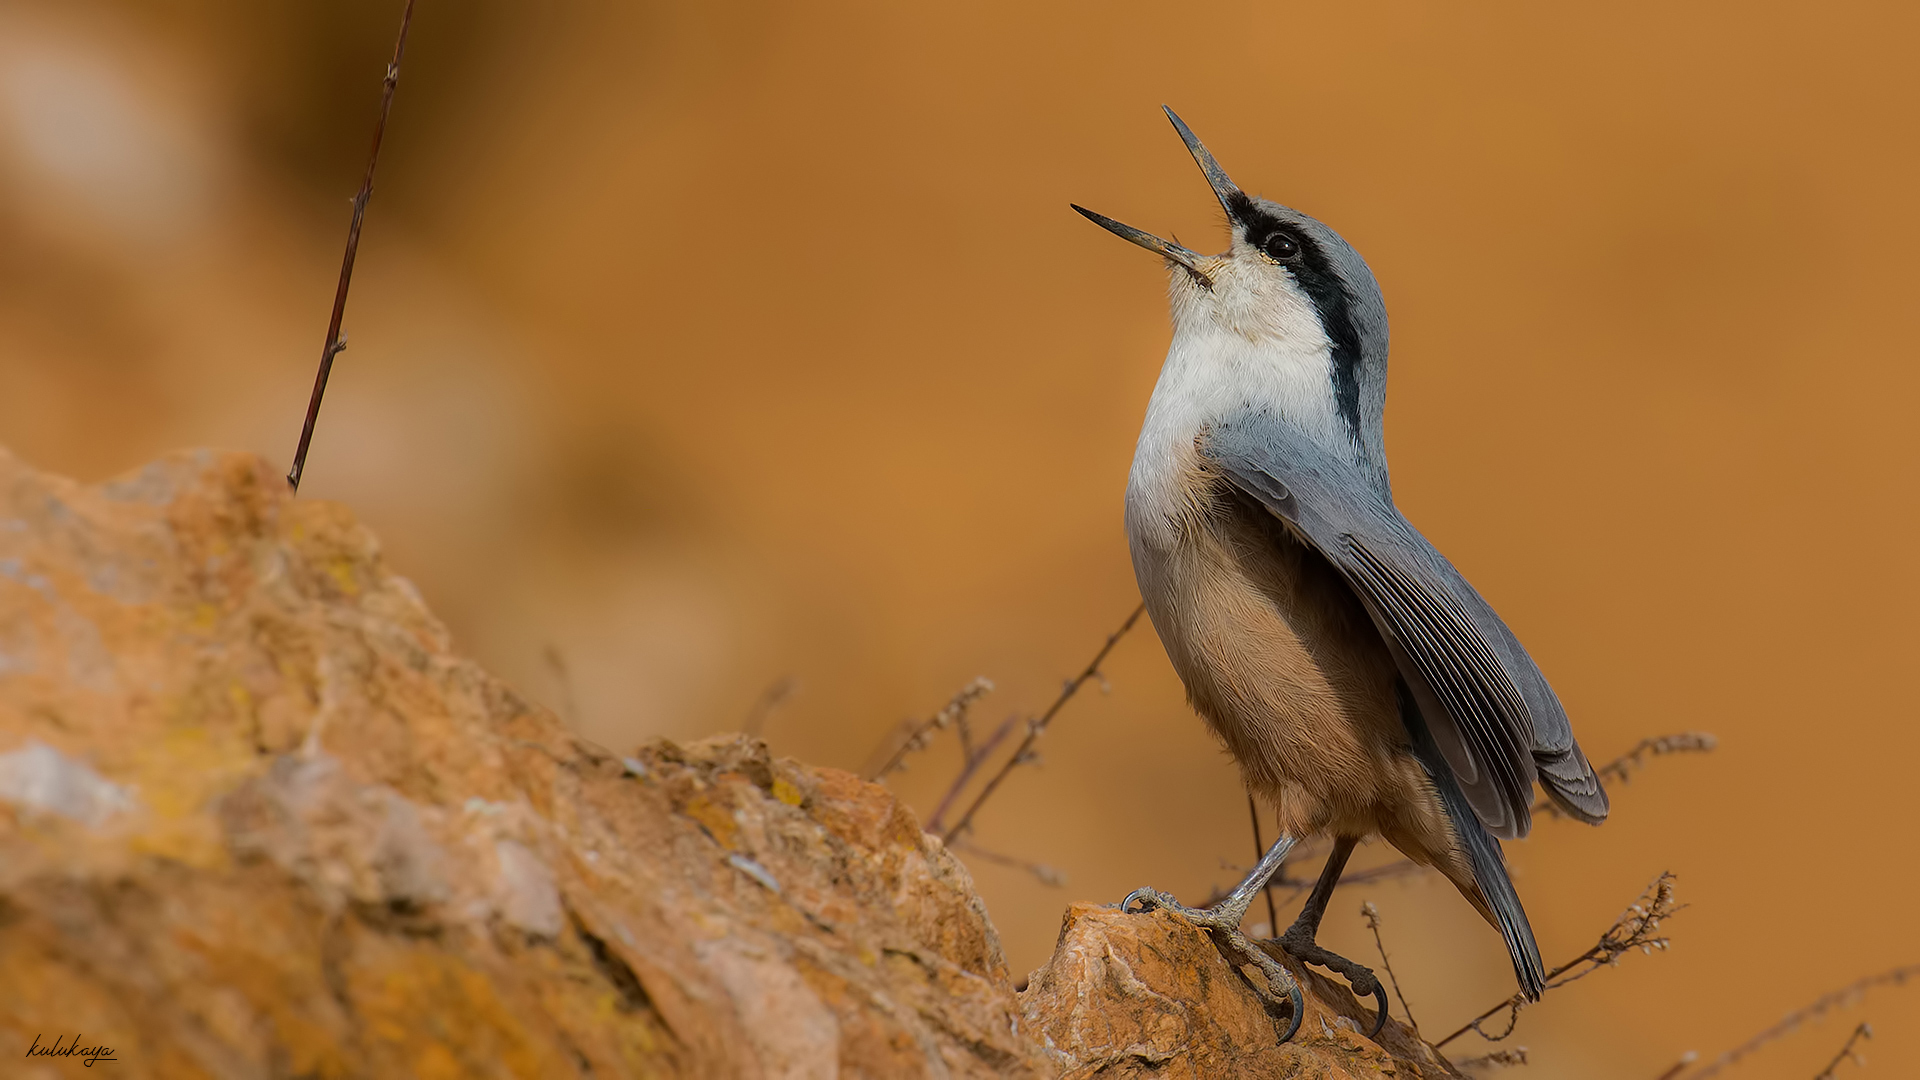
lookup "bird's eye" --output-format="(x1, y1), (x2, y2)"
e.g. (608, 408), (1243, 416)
(1262, 232), (1300, 261)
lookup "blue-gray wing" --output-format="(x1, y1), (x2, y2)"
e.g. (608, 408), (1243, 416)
(1205, 414), (1609, 840)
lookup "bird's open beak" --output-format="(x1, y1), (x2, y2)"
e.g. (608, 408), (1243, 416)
(1071, 107), (1246, 291)
(1161, 106), (1243, 222)
(1069, 204), (1213, 289)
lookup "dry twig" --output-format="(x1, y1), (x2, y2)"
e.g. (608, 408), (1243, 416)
(1680, 967), (1919, 1079)
(949, 839), (1067, 887)
(1455, 1047), (1529, 1072)
(1813, 1023), (1873, 1080)
(864, 677), (995, 782)
(939, 603), (1146, 844)
(925, 714), (1019, 835)
(1536, 732), (1717, 819)
(743, 676), (798, 738)
(1653, 1053), (1698, 1080)
(541, 644), (580, 727)
(1361, 901), (1420, 1036)
(1437, 872), (1681, 1048)
(286, 0), (418, 492)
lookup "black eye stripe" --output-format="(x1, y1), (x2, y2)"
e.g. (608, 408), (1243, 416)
(1227, 196), (1364, 445)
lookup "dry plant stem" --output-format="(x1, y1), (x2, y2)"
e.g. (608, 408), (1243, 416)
(540, 645), (579, 727)
(1682, 967), (1919, 1080)
(1361, 901), (1419, 1036)
(287, 0), (417, 492)
(1653, 1055), (1697, 1080)
(1537, 732), (1717, 819)
(939, 602), (1146, 844)
(742, 675), (797, 738)
(1812, 1023), (1872, 1080)
(1436, 872), (1680, 1048)
(1455, 1047), (1529, 1071)
(925, 715), (1018, 835)
(860, 715), (921, 780)
(949, 839), (1067, 886)
(866, 677), (995, 782)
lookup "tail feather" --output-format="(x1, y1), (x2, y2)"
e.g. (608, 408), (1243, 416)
(1440, 762), (1546, 1000)
(1535, 743), (1610, 825)
(1400, 681), (1547, 1000)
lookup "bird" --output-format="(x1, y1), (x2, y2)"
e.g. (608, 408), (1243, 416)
(1072, 107), (1610, 1042)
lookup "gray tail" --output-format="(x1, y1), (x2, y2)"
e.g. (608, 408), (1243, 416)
(1399, 681), (1547, 1000)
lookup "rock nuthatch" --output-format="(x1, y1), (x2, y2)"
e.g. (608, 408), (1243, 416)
(1073, 107), (1610, 1041)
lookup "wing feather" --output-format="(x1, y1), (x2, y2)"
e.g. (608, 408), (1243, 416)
(1204, 415), (1609, 837)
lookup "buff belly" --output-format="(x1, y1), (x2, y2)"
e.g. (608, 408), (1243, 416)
(1130, 484), (1469, 886)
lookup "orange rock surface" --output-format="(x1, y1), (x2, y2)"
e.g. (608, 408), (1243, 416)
(0, 447), (1463, 1078)
(1022, 905), (1459, 1079)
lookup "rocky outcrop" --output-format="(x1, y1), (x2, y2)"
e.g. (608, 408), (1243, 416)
(1023, 905), (1457, 1078)
(0, 447), (1462, 1078)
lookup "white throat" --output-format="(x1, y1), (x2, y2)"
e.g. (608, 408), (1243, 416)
(1126, 300), (1354, 547)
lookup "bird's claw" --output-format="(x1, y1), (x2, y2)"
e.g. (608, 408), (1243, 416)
(1352, 976), (1390, 1039)
(1121, 885), (1305, 1043)
(1227, 933), (1308, 1043)
(1278, 927), (1389, 1038)
(1122, 887), (1196, 919)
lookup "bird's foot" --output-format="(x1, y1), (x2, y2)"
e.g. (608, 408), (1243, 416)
(1122, 887), (1305, 1042)
(1278, 925), (1390, 1038)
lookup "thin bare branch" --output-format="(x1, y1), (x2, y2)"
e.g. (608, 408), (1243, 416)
(949, 839), (1067, 887)
(864, 677), (995, 782)
(1682, 967), (1919, 1079)
(1654, 1053), (1698, 1080)
(924, 714), (1018, 835)
(1361, 901), (1420, 1036)
(541, 644), (579, 727)
(955, 695), (976, 761)
(1437, 872), (1681, 1048)
(1536, 732), (1717, 818)
(940, 603), (1146, 844)
(743, 675), (798, 738)
(1456, 1047), (1529, 1072)
(287, 0), (418, 492)
(1813, 1023), (1872, 1080)
(1658, 1053), (1704, 1076)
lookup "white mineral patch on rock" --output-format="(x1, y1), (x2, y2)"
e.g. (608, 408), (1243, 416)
(0, 739), (135, 826)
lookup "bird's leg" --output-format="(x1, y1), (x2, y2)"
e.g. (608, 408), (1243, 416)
(1123, 832), (1306, 1042)
(1277, 836), (1390, 1037)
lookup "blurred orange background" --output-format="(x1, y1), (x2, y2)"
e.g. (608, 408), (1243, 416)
(3, 0), (1918, 1074)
